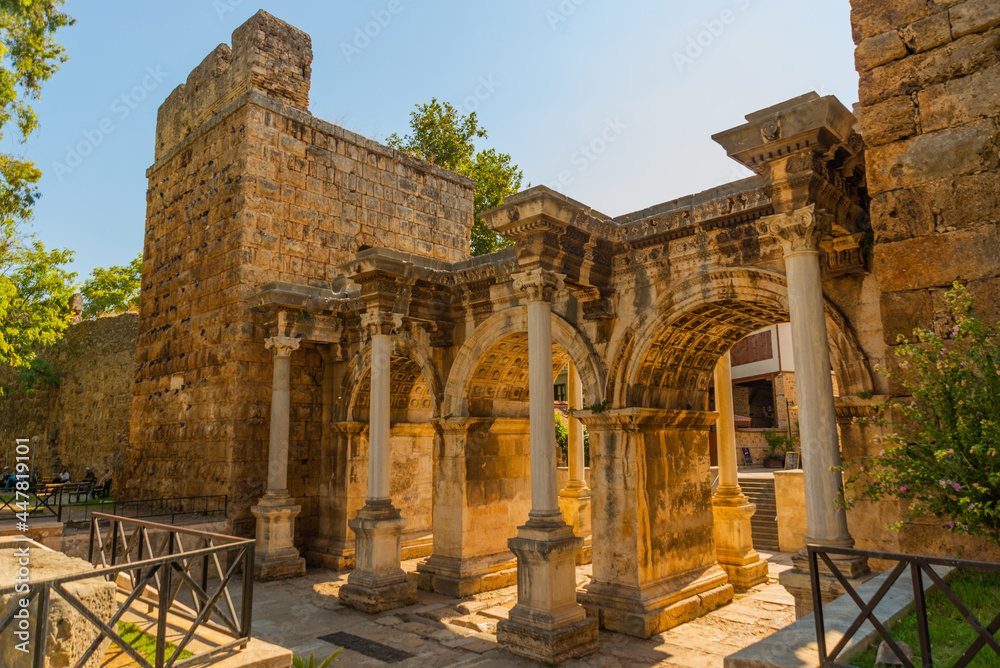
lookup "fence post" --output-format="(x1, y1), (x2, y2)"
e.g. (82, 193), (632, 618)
(809, 546), (828, 666)
(32, 585), (50, 668)
(87, 518), (96, 564)
(240, 543), (255, 645)
(110, 520), (119, 566)
(911, 562), (933, 668)
(155, 532), (174, 668)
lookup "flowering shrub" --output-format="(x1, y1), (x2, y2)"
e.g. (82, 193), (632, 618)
(840, 283), (1000, 545)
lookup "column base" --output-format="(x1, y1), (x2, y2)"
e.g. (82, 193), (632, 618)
(338, 502), (417, 613)
(498, 521), (598, 662)
(497, 617), (598, 664)
(779, 550), (871, 618)
(712, 493), (768, 589)
(580, 565), (732, 638)
(414, 554), (518, 597)
(338, 579), (418, 614)
(251, 493), (305, 581)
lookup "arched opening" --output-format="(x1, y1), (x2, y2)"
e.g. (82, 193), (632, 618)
(315, 343), (442, 570)
(579, 270), (874, 637)
(418, 309), (603, 597)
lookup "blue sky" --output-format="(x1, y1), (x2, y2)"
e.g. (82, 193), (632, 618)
(20, 0), (858, 280)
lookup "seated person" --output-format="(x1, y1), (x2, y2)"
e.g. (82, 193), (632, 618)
(83, 467), (96, 483)
(58, 468), (70, 484)
(94, 469), (112, 498)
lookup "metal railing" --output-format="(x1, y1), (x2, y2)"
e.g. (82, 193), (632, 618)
(809, 545), (1000, 668)
(0, 513), (255, 668)
(0, 491), (227, 524)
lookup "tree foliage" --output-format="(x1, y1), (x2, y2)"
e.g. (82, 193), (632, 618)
(387, 98), (523, 256)
(0, 235), (74, 371)
(840, 283), (1000, 544)
(81, 253), (142, 318)
(0, 0), (75, 378)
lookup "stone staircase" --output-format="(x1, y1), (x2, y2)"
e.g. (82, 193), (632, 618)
(739, 476), (780, 552)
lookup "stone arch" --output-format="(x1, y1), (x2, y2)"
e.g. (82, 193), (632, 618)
(612, 268), (873, 409)
(442, 307), (605, 418)
(337, 333), (444, 423)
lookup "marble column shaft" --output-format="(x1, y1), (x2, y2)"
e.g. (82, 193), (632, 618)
(767, 206), (852, 548)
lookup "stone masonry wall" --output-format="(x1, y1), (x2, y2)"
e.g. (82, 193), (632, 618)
(128, 10), (474, 537)
(0, 314), (136, 483)
(851, 0), (1000, 559)
(854, 0), (1000, 373)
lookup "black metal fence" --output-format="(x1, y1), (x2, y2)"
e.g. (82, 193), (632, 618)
(0, 513), (255, 668)
(809, 544), (1000, 668)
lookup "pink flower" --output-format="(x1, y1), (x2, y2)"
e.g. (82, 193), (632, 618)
(900, 486), (908, 492)
(952, 482), (962, 492)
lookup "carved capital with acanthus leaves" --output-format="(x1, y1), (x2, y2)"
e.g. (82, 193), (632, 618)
(511, 269), (565, 304)
(763, 204), (833, 257)
(265, 335), (301, 358)
(360, 311), (402, 339)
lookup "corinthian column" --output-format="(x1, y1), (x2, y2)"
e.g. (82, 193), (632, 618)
(338, 311), (417, 613)
(559, 362), (592, 564)
(766, 205), (869, 616)
(251, 334), (306, 580)
(497, 269), (598, 665)
(711, 351), (767, 587)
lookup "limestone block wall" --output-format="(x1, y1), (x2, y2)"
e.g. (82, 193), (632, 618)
(850, 0), (1000, 560)
(463, 419), (532, 559)
(129, 10), (474, 536)
(0, 314), (136, 483)
(854, 0), (1000, 376)
(734, 430), (768, 467)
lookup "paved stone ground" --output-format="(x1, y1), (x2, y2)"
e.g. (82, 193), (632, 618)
(236, 551), (796, 667)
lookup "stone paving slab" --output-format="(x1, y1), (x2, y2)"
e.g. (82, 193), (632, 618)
(236, 554), (801, 667)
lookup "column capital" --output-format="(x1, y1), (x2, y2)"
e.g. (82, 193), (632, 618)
(360, 311), (402, 338)
(265, 335), (301, 357)
(763, 204), (833, 257)
(512, 269), (566, 303)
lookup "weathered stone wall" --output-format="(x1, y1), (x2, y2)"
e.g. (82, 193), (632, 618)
(0, 314), (136, 484)
(850, 0), (1000, 560)
(854, 0), (1000, 367)
(129, 10), (474, 536)
(464, 419), (531, 559)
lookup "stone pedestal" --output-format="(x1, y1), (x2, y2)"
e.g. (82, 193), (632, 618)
(712, 495), (769, 588)
(578, 408), (733, 638)
(711, 352), (768, 588)
(496, 523), (598, 664)
(779, 551), (872, 618)
(338, 503), (417, 613)
(251, 493), (306, 580)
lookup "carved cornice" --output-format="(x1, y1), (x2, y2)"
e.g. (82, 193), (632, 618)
(265, 335), (301, 357)
(511, 269), (566, 303)
(763, 204), (832, 256)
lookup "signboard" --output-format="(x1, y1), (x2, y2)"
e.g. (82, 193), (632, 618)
(740, 447), (753, 467)
(784, 451), (800, 470)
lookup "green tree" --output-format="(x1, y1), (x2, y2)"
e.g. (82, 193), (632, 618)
(0, 237), (74, 371)
(0, 0), (75, 378)
(840, 283), (1000, 545)
(387, 98), (523, 256)
(81, 253), (142, 318)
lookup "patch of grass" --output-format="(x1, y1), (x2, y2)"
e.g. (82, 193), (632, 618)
(116, 621), (194, 663)
(850, 569), (1000, 668)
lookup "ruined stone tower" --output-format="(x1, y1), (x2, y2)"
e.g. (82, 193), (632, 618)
(126, 10), (474, 534)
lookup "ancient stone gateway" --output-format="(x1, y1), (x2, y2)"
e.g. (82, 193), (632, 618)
(130, 10), (894, 664)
